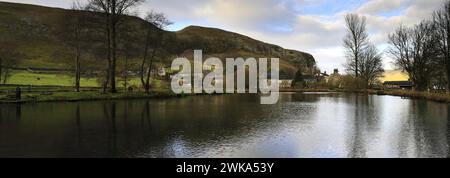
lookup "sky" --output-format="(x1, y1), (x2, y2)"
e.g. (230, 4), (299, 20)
(2, 0), (446, 73)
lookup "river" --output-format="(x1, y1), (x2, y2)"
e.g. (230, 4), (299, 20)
(0, 92), (449, 158)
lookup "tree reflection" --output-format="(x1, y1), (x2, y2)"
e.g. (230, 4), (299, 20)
(75, 103), (82, 147)
(15, 104), (21, 120)
(141, 101), (151, 131)
(0, 106), (3, 125)
(103, 102), (117, 156)
(347, 94), (367, 158)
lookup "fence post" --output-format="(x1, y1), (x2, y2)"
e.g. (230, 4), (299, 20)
(15, 87), (21, 100)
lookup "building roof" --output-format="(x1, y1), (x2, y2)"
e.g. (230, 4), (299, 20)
(383, 81), (413, 86)
(267, 73), (293, 80)
(321, 73), (329, 77)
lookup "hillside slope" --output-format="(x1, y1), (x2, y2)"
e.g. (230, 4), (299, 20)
(0, 1), (316, 77)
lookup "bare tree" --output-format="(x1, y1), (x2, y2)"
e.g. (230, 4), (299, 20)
(388, 21), (439, 91)
(0, 46), (21, 84)
(433, 1), (450, 91)
(140, 11), (172, 93)
(343, 14), (369, 78)
(358, 45), (384, 88)
(60, 1), (88, 92)
(56, 1), (105, 92)
(0, 32), (22, 84)
(72, 2), (86, 92)
(87, 0), (144, 93)
(117, 16), (140, 91)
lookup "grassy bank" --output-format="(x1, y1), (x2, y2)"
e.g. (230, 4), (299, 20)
(3, 85), (450, 104)
(364, 89), (450, 103)
(0, 89), (181, 104)
(280, 88), (336, 92)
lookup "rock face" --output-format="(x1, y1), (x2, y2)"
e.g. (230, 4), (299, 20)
(0, 2), (316, 77)
(175, 26), (315, 67)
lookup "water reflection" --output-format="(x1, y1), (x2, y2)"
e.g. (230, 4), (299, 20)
(75, 104), (81, 147)
(0, 93), (449, 158)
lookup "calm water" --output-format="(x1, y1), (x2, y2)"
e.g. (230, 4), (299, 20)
(0, 92), (449, 158)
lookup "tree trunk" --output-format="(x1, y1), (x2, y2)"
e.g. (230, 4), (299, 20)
(3, 69), (9, 84)
(103, 12), (111, 93)
(75, 46), (81, 92)
(145, 49), (157, 93)
(140, 30), (150, 90)
(446, 16), (450, 93)
(75, 21), (81, 92)
(110, 29), (117, 93)
(413, 76), (428, 91)
(0, 56), (2, 83)
(124, 54), (129, 90)
(355, 53), (359, 77)
(109, 0), (117, 93)
(446, 45), (450, 92)
(446, 58), (450, 92)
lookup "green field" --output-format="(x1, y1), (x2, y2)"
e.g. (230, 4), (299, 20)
(5, 70), (155, 88)
(7, 70), (98, 87)
(0, 70), (172, 102)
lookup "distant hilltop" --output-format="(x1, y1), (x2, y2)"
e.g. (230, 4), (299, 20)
(0, 1), (316, 78)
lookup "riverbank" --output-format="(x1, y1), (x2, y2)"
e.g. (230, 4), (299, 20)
(0, 89), (181, 104)
(280, 88), (336, 92)
(281, 88), (450, 103)
(3, 87), (450, 104)
(364, 89), (450, 103)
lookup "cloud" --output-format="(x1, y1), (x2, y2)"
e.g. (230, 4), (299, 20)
(293, 14), (345, 48)
(364, 0), (443, 44)
(142, 0), (210, 20)
(357, 0), (408, 14)
(198, 0), (298, 32)
(1, 0), (73, 8)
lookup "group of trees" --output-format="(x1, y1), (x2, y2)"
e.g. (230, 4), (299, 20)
(343, 14), (384, 89)
(140, 11), (172, 93)
(58, 0), (171, 93)
(342, 1), (450, 91)
(388, 0), (450, 91)
(79, 0), (144, 93)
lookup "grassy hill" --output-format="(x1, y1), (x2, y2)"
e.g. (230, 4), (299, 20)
(0, 1), (315, 81)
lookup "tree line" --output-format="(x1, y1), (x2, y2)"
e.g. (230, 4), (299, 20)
(65, 0), (172, 93)
(0, 0), (172, 93)
(342, 0), (450, 92)
(388, 0), (450, 91)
